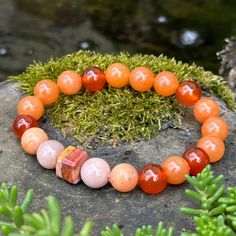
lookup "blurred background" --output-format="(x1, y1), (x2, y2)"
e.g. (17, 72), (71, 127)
(1, 0), (236, 82)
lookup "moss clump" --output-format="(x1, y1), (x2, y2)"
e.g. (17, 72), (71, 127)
(10, 51), (236, 146)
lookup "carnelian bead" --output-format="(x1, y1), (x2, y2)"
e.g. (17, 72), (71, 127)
(18, 96), (44, 120)
(162, 156), (190, 185)
(106, 63), (130, 88)
(109, 163), (138, 192)
(82, 66), (106, 92)
(154, 71), (179, 96)
(129, 66), (154, 92)
(34, 79), (59, 105)
(176, 81), (201, 106)
(12, 115), (38, 139)
(138, 164), (167, 194)
(183, 147), (210, 175)
(57, 70), (82, 95)
(197, 136), (225, 163)
(193, 97), (220, 123)
(202, 117), (228, 141)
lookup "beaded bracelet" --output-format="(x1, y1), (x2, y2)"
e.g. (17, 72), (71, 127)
(12, 63), (229, 194)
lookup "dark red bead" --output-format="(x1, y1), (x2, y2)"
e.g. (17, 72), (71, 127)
(138, 164), (167, 194)
(12, 115), (38, 138)
(183, 147), (210, 175)
(82, 66), (106, 92)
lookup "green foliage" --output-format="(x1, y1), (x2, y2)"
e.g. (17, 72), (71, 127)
(9, 51), (236, 146)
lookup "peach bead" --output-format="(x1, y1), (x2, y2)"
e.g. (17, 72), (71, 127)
(34, 80), (59, 105)
(154, 71), (179, 96)
(162, 156), (190, 185)
(18, 96), (44, 120)
(109, 163), (138, 192)
(193, 98), (220, 123)
(57, 70), (82, 95)
(197, 136), (225, 163)
(129, 67), (154, 92)
(106, 63), (130, 88)
(202, 117), (229, 141)
(21, 128), (48, 155)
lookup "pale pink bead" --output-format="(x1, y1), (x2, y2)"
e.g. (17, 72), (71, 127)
(81, 158), (110, 188)
(21, 127), (48, 155)
(37, 140), (64, 169)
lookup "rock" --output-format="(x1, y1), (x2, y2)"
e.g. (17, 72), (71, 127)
(0, 81), (236, 235)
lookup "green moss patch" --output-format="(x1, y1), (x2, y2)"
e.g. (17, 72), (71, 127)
(10, 51), (236, 146)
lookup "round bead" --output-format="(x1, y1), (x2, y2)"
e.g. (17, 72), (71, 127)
(34, 79), (59, 105)
(37, 140), (64, 169)
(202, 117), (228, 141)
(81, 158), (110, 188)
(183, 147), (210, 175)
(18, 96), (44, 120)
(82, 66), (106, 92)
(109, 163), (138, 192)
(154, 71), (179, 96)
(57, 70), (82, 95)
(12, 115), (38, 138)
(162, 156), (190, 185)
(106, 63), (130, 88)
(21, 128), (48, 155)
(176, 81), (201, 106)
(138, 164), (167, 194)
(197, 136), (225, 163)
(193, 98), (220, 123)
(129, 67), (154, 92)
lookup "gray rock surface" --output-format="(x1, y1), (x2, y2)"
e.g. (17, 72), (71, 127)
(0, 82), (236, 235)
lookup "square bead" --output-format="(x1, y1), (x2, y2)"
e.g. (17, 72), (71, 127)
(56, 146), (88, 184)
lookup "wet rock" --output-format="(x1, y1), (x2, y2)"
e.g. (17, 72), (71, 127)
(0, 82), (236, 235)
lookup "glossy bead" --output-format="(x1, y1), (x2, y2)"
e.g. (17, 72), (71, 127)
(57, 70), (82, 95)
(21, 128), (48, 155)
(176, 81), (201, 106)
(197, 136), (225, 163)
(193, 98), (220, 123)
(109, 163), (138, 192)
(34, 80), (59, 105)
(82, 66), (106, 92)
(183, 147), (210, 175)
(106, 63), (130, 88)
(202, 117), (228, 141)
(37, 140), (64, 169)
(12, 115), (38, 138)
(138, 164), (167, 194)
(18, 96), (44, 120)
(81, 158), (110, 188)
(154, 71), (179, 96)
(129, 67), (154, 92)
(162, 156), (190, 185)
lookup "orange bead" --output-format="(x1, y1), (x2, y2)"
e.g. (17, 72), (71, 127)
(106, 63), (130, 88)
(193, 97), (220, 123)
(202, 117), (229, 141)
(176, 81), (201, 106)
(18, 96), (44, 120)
(162, 156), (190, 185)
(57, 70), (82, 95)
(129, 66), (154, 92)
(197, 136), (225, 163)
(154, 71), (179, 96)
(34, 80), (59, 105)
(21, 127), (48, 155)
(109, 163), (138, 192)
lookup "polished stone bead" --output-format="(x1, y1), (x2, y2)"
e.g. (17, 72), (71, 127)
(56, 146), (88, 184)
(37, 140), (64, 169)
(81, 158), (110, 188)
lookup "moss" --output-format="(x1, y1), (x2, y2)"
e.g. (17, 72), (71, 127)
(9, 51), (236, 146)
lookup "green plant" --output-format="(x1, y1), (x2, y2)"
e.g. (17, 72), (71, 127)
(0, 166), (236, 235)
